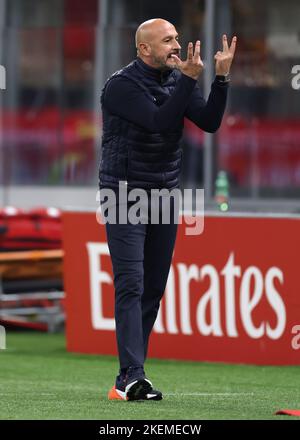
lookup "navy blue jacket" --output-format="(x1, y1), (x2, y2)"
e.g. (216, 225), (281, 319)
(99, 57), (228, 191)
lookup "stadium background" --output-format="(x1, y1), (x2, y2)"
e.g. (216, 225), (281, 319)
(1, 0), (300, 420)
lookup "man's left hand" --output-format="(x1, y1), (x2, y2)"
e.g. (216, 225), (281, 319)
(214, 34), (237, 76)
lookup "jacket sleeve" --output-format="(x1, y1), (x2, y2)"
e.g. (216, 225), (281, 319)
(184, 78), (229, 133)
(102, 74), (197, 133)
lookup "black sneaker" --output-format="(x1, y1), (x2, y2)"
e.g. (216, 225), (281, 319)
(107, 367), (163, 401)
(125, 366), (152, 401)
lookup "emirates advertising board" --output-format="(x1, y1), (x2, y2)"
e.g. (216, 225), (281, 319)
(62, 211), (300, 365)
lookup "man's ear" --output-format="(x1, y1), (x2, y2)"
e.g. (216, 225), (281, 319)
(138, 43), (151, 56)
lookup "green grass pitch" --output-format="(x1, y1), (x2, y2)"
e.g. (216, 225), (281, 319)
(0, 332), (300, 420)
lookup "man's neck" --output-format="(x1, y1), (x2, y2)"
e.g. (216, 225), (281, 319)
(137, 56), (161, 71)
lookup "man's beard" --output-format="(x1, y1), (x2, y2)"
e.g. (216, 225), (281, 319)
(152, 54), (177, 71)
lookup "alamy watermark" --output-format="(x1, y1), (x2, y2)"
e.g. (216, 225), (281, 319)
(0, 325), (6, 349)
(96, 183), (204, 236)
(0, 64), (6, 90)
(291, 65), (300, 90)
(291, 325), (300, 350)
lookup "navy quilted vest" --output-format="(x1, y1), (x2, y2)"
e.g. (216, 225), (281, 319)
(99, 57), (184, 191)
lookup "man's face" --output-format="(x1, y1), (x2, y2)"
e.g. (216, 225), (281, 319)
(147, 24), (181, 70)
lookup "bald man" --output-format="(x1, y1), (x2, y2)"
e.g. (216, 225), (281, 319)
(99, 18), (236, 401)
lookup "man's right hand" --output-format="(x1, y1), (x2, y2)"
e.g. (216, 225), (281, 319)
(170, 41), (204, 80)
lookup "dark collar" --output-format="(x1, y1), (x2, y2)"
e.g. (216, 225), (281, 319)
(136, 57), (172, 82)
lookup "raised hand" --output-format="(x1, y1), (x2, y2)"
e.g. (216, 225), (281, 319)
(214, 35), (237, 76)
(170, 40), (204, 80)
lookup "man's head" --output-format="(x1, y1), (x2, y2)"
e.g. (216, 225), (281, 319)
(135, 18), (181, 71)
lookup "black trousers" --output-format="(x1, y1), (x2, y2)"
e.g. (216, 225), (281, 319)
(104, 198), (178, 369)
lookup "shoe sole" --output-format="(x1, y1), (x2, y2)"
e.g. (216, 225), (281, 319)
(126, 379), (152, 401)
(108, 385), (163, 401)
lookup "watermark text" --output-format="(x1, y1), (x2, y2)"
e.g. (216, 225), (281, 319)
(0, 65), (6, 90)
(291, 65), (300, 90)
